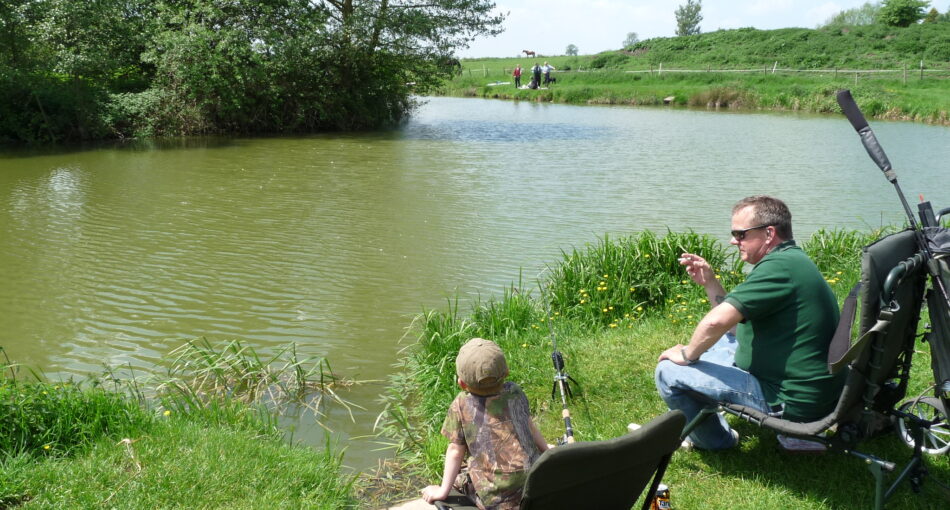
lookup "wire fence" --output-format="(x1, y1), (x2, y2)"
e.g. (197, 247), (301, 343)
(463, 62), (950, 84)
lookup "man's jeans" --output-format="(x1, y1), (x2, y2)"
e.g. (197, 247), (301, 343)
(654, 333), (770, 449)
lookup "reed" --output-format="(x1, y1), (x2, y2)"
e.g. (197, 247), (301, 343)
(155, 338), (361, 430)
(544, 231), (744, 328)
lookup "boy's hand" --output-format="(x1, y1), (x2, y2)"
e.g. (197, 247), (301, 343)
(421, 485), (450, 503)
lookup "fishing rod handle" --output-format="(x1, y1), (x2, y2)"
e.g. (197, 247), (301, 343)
(836, 89), (896, 181)
(837, 89), (868, 132)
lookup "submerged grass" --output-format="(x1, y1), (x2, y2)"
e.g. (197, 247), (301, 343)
(380, 228), (950, 509)
(157, 338), (362, 430)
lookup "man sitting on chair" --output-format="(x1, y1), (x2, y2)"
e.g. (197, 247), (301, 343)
(654, 195), (846, 451)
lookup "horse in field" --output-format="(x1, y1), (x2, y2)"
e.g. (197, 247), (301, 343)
(522, 49), (536, 57)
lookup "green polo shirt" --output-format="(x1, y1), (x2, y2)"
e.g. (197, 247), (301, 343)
(724, 240), (845, 421)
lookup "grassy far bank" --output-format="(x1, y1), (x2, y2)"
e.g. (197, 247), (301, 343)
(379, 228), (950, 509)
(441, 25), (950, 124)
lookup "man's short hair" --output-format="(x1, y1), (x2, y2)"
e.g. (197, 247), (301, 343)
(732, 195), (793, 240)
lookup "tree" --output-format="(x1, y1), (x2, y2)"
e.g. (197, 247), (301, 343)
(623, 32), (639, 48)
(877, 0), (929, 27)
(565, 44), (578, 56)
(822, 1), (881, 26)
(924, 7), (939, 22)
(675, 0), (702, 36)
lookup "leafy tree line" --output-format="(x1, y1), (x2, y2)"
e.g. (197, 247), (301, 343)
(0, 0), (503, 143)
(824, 0), (950, 27)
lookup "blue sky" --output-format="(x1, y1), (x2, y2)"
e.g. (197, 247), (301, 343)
(459, 0), (950, 58)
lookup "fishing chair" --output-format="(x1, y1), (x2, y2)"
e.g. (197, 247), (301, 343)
(433, 410), (686, 510)
(681, 229), (950, 509)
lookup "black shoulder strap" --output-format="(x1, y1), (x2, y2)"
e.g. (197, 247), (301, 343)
(827, 283), (861, 374)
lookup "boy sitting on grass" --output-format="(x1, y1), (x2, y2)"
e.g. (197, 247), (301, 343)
(421, 337), (549, 510)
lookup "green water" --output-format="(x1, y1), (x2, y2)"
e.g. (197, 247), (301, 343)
(2, 97), (948, 469)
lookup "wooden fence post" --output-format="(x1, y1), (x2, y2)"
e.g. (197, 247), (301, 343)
(659, 63), (663, 77)
(903, 63), (907, 85)
(834, 67), (837, 79)
(920, 60), (924, 80)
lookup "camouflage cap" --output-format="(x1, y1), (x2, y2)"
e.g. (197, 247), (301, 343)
(456, 338), (508, 395)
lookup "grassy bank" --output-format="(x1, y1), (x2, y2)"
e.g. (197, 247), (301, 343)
(443, 25), (950, 123)
(0, 343), (358, 509)
(379, 228), (950, 509)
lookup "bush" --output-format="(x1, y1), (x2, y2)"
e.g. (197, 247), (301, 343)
(0, 379), (153, 457)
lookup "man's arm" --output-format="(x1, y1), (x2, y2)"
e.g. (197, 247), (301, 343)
(658, 302), (743, 365)
(680, 253), (728, 309)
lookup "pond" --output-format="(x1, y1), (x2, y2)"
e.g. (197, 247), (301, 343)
(1, 96), (948, 470)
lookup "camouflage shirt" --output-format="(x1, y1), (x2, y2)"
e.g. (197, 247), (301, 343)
(442, 381), (542, 510)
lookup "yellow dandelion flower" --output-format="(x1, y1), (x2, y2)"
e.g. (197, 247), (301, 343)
(164, 410), (171, 417)
(43, 444), (51, 450)
(836, 271), (842, 275)
(701, 298), (708, 303)
(609, 323), (617, 328)
(625, 313), (630, 318)
(554, 311), (560, 316)
(42, 391), (47, 395)
(645, 254), (651, 258)
(579, 299), (586, 304)
(602, 308), (608, 313)
(687, 315), (693, 319)
(522, 343), (528, 348)
(681, 280), (688, 284)
(715, 274), (721, 279)
(637, 306), (643, 311)
(676, 294), (682, 298)
(609, 306), (614, 310)
(603, 274), (609, 278)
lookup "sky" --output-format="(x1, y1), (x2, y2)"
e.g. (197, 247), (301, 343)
(458, 0), (950, 58)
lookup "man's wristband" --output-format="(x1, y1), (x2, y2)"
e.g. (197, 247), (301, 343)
(681, 347), (698, 365)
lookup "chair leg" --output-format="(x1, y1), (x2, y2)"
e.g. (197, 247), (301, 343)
(679, 406), (720, 440)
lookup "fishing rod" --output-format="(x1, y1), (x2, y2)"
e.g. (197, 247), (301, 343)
(543, 297), (577, 444)
(836, 89), (950, 402)
(836, 89), (950, 308)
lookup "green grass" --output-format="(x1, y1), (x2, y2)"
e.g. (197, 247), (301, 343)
(0, 345), (359, 509)
(380, 228), (950, 509)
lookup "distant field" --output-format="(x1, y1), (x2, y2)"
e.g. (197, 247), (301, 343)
(441, 25), (950, 124)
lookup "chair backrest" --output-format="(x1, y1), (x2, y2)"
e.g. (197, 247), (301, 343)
(831, 230), (928, 430)
(519, 410), (685, 510)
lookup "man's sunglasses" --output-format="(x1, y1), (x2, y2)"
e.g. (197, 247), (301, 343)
(731, 224), (770, 241)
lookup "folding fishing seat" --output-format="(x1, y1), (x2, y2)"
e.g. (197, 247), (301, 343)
(433, 409), (685, 510)
(680, 229), (950, 509)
